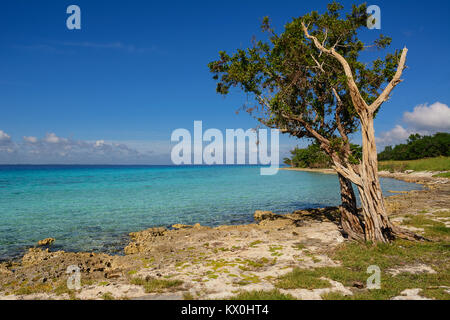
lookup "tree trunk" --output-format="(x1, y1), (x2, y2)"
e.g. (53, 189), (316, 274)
(356, 111), (425, 242)
(356, 111), (394, 242)
(337, 173), (365, 241)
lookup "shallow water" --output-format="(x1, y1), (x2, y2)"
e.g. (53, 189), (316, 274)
(0, 165), (421, 260)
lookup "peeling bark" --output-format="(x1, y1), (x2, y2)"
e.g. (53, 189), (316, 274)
(337, 173), (365, 241)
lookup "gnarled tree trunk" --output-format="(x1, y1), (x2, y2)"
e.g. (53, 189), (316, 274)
(337, 173), (365, 241)
(357, 111), (395, 242)
(357, 111), (424, 242)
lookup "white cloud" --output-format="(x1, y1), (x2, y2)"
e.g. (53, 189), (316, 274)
(0, 132), (171, 164)
(375, 125), (413, 146)
(376, 102), (450, 149)
(23, 136), (38, 143)
(43, 132), (68, 144)
(94, 140), (105, 147)
(403, 102), (450, 131)
(0, 130), (11, 143)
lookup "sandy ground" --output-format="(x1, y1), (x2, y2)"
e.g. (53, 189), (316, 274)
(0, 170), (448, 300)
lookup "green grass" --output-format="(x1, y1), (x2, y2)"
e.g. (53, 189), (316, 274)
(276, 268), (331, 289)
(101, 292), (115, 300)
(434, 172), (450, 178)
(378, 156), (450, 172)
(183, 292), (195, 300)
(229, 289), (295, 300)
(274, 236), (450, 300)
(130, 277), (183, 293)
(403, 215), (450, 241)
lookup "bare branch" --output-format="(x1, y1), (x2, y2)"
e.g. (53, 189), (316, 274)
(369, 48), (408, 113)
(301, 22), (369, 113)
(310, 54), (325, 72)
(280, 112), (330, 147)
(332, 162), (363, 187)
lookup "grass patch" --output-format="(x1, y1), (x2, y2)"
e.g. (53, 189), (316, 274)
(277, 239), (450, 300)
(236, 274), (261, 286)
(183, 292), (195, 300)
(14, 282), (53, 295)
(249, 240), (262, 248)
(276, 268), (331, 289)
(269, 245), (283, 256)
(293, 243), (306, 250)
(101, 292), (115, 300)
(229, 289), (295, 300)
(433, 211), (450, 218)
(130, 277), (183, 293)
(433, 172), (450, 178)
(379, 157), (450, 172)
(403, 214), (450, 240)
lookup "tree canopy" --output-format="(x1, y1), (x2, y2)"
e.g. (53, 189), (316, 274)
(208, 2), (401, 166)
(378, 132), (450, 161)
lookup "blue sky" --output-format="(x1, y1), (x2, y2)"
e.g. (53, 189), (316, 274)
(1, 0), (449, 164)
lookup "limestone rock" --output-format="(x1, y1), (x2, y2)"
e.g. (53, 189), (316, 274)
(37, 238), (55, 246)
(254, 210), (280, 222)
(172, 224), (193, 229)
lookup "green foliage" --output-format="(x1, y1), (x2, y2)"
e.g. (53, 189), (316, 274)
(378, 132), (450, 161)
(286, 143), (361, 168)
(287, 144), (332, 168)
(208, 2), (400, 161)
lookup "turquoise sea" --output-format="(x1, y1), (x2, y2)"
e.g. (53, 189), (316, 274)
(0, 165), (422, 261)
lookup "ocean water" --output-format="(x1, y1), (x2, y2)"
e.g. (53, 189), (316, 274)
(0, 165), (422, 261)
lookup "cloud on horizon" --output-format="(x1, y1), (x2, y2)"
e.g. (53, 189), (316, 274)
(376, 102), (450, 149)
(0, 132), (171, 165)
(0, 130), (295, 165)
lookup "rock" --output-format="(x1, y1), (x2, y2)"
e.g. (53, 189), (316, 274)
(105, 271), (122, 279)
(352, 281), (364, 289)
(172, 224), (192, 229)
(37, 238), (55, 246)
(405, 170), (414, 174)
(0, 265), (12, 275)
(125, 227), (167, 254)
(254, 210), (280, 222)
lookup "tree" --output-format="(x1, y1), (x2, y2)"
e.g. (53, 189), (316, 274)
(378, 132), (450, 161)
(209, 2), (421, 242)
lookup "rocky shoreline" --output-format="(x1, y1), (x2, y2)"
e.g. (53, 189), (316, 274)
(0, 171), (448, 300)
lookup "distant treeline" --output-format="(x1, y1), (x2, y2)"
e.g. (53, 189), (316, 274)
(285, 132), (449, 168)
(378, 132), (450, 161)
(283, 143), (362, 168)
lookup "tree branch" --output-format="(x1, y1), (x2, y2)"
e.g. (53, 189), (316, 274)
(280, 111), (330, 147)
(332, 88), (349, 143)
(301, 22), (369, 113)
(369, 48), (408, 113)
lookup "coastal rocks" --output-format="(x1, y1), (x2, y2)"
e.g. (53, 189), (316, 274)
(37, 238), (55, 246)
(0, 265), (12, 275)
(22, 248), (64, 266)
(391, 288), (432, 300)
(387, 264), (436, 277)
(254, 210), (282, 222)
(172, 224), (193, 230)
(125, 227), (167, 255)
